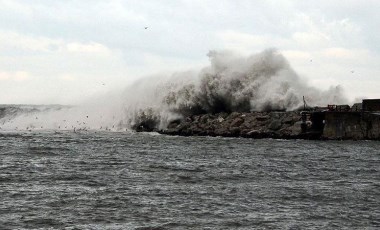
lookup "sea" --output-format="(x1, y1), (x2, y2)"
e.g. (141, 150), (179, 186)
(0, 131), (379, 229)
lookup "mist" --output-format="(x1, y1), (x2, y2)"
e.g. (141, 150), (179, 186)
(0, 49), (348, 132)
(123, 49), (347, 129)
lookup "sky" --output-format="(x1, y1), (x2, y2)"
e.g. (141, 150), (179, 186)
(1, 0), (379, 105)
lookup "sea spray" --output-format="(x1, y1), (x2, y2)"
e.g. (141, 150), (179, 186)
(0, 91), (127, 131)
(123, 49), (347, 130)
(0, 49), (347, 132)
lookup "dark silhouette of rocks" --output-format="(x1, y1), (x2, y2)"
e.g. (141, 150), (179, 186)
(157, 111), (304, 139)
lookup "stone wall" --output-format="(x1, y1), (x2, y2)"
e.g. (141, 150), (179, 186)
(322, 112), (380, 140)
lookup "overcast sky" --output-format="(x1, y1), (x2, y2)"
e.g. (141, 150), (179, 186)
(1, 0), (379, 104)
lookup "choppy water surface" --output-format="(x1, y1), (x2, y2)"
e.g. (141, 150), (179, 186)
(0, 131), (379, 229)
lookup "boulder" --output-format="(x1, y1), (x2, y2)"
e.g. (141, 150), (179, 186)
(230, 118), (244, 128)
(256, 115), (270, 121)
(268, 120), (282, 130)
(282, 116), (295, 124)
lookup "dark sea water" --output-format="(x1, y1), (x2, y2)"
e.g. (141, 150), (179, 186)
(0, 131), (379, 229)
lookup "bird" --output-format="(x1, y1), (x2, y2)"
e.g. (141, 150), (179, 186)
(351, 70), (355, 73)
(144, 27), (148, 30)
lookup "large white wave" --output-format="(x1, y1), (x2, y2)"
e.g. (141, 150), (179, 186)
(0, 49), (347, 132)
(122, 49), (347, 129)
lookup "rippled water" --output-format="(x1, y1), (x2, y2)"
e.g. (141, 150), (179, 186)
(0, 131), (379, 229)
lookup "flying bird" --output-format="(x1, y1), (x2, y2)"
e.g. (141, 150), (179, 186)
(144, 27), (148, 29)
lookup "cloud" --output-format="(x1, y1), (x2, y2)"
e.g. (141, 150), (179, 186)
(0, 30), (59, 53)
(0, 0), (380, 104)
(0, 30), (113, 57)
(292, 31), (330, 47)
(65, 42), (112, 56)
(59, 74), (76, 82)
(0, 71), (31, 81)
(217, 30), (269, 53)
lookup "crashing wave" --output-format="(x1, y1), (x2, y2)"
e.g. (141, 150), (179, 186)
(0, 49), (347, 132)
(123, 49), (347, 130)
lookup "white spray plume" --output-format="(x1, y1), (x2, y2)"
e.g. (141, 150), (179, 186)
(0, 91), (127, 132)
(122, 49), (347, 129)
(0, 49), (347, 131)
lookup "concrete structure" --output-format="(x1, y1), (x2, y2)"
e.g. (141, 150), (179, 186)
(322, 112), (380, 140)
(362, 99), (380, 112)
(304, 99), (380, 140)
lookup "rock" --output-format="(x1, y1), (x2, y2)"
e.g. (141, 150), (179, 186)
(282, 116), (295, 124)
(217, 112), (229, 119)
(227, 112), (241, 120)
(288, 121), (302, 135)
(247, 130), (260, 135)
(167, 119), (182, 129)
(214, 128), (228, 136)
(268, 120), (282, 130)
(243, 114), (256, 124)
(229, 127), (241, 136)
(256, 115), (270, 121)
(158, 111), (304, 139)
(230, 118), (244, 128)
(200, 114), (210, 123)
(271, 112), (284, 119)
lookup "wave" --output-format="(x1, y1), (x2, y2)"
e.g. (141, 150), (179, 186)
(0, 49), (347, 132)
(122, 49), (347, 130)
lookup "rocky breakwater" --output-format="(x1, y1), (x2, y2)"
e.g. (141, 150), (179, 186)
(159, 111), (303, 139)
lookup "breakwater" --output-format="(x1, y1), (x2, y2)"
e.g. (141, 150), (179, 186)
(149, 110), (380, 140)
(156, 111), (304, 139)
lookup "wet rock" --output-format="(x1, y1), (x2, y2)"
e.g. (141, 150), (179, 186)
(246, 130), (260, 136)
(269, 120), (282, 130)
(229, 127), (241, 136)
(230, 118), (244, 128)
(288, 121), (302, 135)
(167, 119), (182, 129)
(256, 115), (270, 121)
(159, 111), (303, 139)
(227, 112), (241, 120)
(282, 115), (295, 124)
(214, 128), (228, 136)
